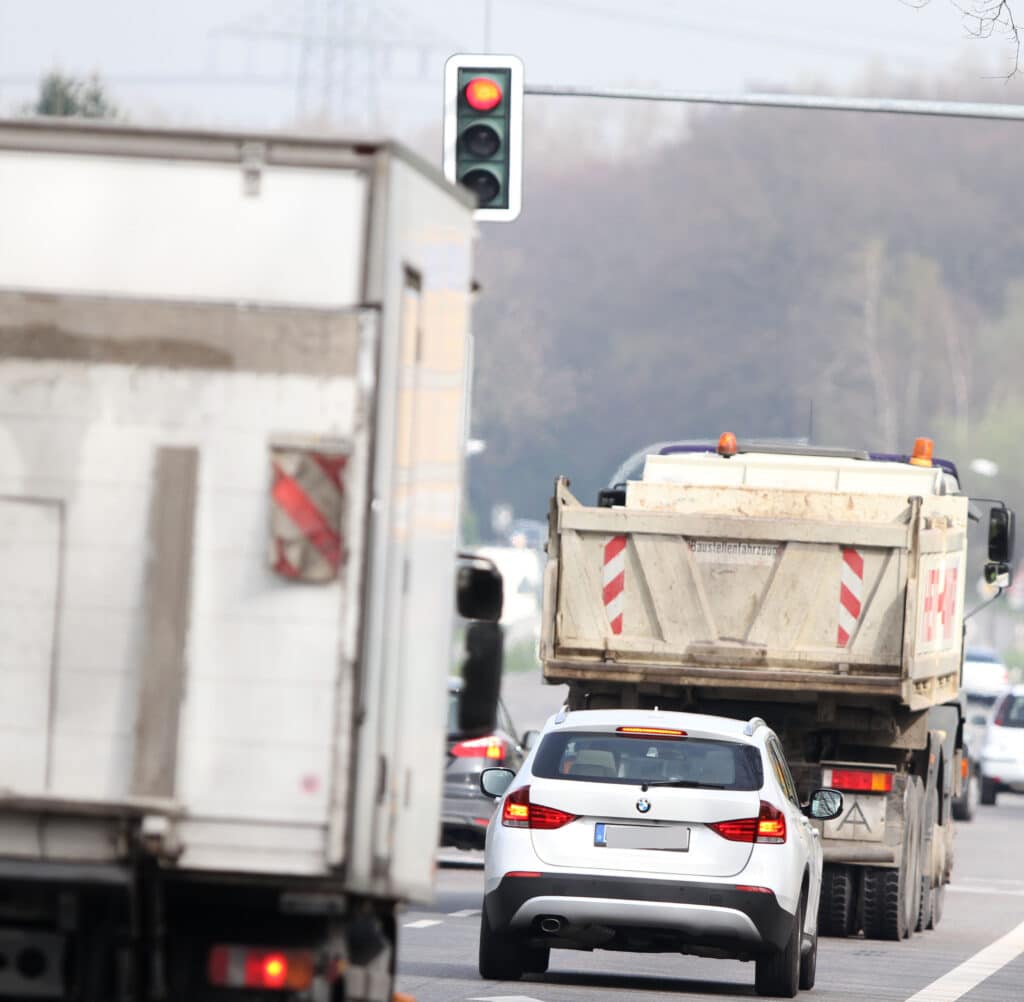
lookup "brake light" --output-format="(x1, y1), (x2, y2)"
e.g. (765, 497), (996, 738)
(208, 946), (314, 991)
(451, 736), (506, 761)
(709, 801), (786, 844)
(755, 801), (787, 843)
(994, 696), (1010, 726)
(708, 817), (757, 842)
(501, 785), (578, 830)
(616, 726), (687, 738)
(825, 768), (893, 793)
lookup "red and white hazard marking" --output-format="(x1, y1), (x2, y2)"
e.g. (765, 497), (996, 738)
(270, 449), (347, 582)
(603, 535), (626, 635)
(837, 547), (864, 648)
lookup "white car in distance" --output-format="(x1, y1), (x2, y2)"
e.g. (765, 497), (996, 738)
(478, 708), (842, 998)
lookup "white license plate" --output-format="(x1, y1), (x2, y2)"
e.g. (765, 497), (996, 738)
(594, 823), (690, 851)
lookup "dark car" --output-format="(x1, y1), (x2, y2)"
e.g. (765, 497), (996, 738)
(441, 677), (533, 849)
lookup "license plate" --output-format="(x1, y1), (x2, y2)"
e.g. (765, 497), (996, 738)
(594, 823), (690, 851)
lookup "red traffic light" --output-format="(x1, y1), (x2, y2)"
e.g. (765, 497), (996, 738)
(465, 77), (503, 111)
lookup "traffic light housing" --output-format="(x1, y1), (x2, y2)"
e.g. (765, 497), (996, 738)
(443, 53), (523, 222)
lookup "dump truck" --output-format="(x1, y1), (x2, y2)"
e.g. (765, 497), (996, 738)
(0, 117), (502, 1002)
(541, 437), (1014, 941)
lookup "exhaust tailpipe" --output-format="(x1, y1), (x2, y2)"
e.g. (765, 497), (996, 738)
(539, 916), (563, 934)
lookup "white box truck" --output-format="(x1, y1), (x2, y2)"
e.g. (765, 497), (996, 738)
(541, 437), (1014, 942)
(0, 118), (501, 1002)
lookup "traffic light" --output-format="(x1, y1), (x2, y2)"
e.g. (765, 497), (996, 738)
(443, 53), (523, 222)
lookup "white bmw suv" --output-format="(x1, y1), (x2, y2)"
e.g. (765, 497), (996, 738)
(478, 708), (842, 998)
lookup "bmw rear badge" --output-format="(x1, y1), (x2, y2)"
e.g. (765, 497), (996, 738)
(636, 798), (651, 814)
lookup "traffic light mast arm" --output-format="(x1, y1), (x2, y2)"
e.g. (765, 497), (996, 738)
(524, 83), (1024, 122)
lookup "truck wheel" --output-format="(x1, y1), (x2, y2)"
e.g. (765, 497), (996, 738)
(817, 864), (855, 937)
(863, 776), (922, 943)
(755, 899), (801, 998)
(981, 778), (998, 806)
(916, 869), (933, 932)
(952, 772), (979, 821)
(478, 910), (524, 981)
(929, 885), (945, 929)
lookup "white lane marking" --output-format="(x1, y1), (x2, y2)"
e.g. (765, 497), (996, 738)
(948, 885), (1024, 897)
(403, 919), (443, 929)
(904, 916), (1024, 1002)
(448, 908), (481, 917)
(468, 997), (546, 1001)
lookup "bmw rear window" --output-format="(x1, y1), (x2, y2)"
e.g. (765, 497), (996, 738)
(532, 731), (763, 790)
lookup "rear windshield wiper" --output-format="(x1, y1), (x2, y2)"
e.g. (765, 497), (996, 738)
(638, 779), (728, 791)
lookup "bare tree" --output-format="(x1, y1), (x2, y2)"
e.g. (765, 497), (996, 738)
(911, 1), (1022, 74)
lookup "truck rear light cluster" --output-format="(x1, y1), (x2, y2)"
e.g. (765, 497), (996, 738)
(207, 946), (314, 991)
(451, 736), (507, 760)
(824, 768), (893, 793)
(709, 801), (787, 844)
(501, 786), (578, 830)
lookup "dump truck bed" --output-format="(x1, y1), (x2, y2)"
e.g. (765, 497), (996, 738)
(542, 453), (968, 712)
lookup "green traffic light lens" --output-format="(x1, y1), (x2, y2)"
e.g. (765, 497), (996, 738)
(461, 168), (501, 206)
(461, 123), (501, 159)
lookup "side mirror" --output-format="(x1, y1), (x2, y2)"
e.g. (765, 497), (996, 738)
(480, 767), (516, 798)
(521, 729), (541, 752)
(985, 562), (1012, 589)
(805, 789), (844, 821)
(988, 506), (1016, 565)
(456, 556), (503, 622)
(457, 622), (503, 738)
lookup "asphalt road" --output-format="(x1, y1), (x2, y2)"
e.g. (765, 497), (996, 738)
(398, 795), (1024, 1002)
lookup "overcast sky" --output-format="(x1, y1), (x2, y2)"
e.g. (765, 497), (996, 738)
(1, 0), (1021, 137)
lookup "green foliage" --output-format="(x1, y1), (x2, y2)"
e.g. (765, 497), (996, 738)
(32, 72), (118, 119)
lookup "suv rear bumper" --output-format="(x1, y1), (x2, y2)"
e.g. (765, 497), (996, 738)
(484, 872), (793, 952)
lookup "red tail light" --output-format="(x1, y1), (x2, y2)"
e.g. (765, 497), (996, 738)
(755, 801), (787, 843)
(451, 736), (507, 761)
(501, 785), (578, 830)
(208, 946), (314, 991)
(824, 768), (893, 793)
(994, 696), (1010, 726)
(709, 801), (786, 844)
(708, 816), (757, 842)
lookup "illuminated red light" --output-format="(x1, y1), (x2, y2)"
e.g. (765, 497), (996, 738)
(501, 786), (578, 830)
(258, 954), (287, 989)
(709, 801), (787, 844)
(827, 768), (892, 793)
(465, 77), (503, 111)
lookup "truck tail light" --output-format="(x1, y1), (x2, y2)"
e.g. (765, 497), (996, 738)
(824, 768), (893, 793)
(501, 786), (578, 830)
(709, 801), (786, 844)
(451, 736), (507, 760)
(208, 946), (314, 991)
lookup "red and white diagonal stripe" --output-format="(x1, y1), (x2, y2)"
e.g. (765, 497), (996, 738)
(603, 535), (626, 635)
(837, 547), (864, 648)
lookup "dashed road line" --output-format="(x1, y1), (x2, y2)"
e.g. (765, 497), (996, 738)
(904, 916), (1024, 1001)
(403, 919), (443, 929)
(449, 908), (482, 918)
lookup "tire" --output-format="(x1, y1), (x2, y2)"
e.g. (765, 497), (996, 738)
(916, 869), (933, 933)
(952, 772), (979, 821)
(929, 884), (945, 929)
(478, 909), (524, 981)
(862, 866), (905, 941)
(799, 924), (817, 991)
(522, 945), (550, 975)
(981, 778), (998, 806)
(755, 900), (802, 999)
(817, 864), (855, 937)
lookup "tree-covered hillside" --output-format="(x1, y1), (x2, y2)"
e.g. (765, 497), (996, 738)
(468, 80), (1024, 528)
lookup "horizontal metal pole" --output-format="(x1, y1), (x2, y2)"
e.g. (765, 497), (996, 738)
(524, 84), (1024, 122)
